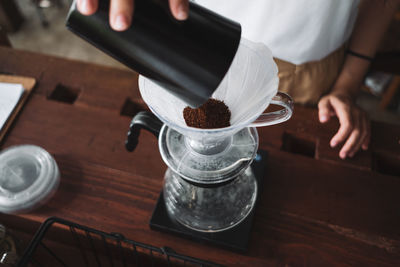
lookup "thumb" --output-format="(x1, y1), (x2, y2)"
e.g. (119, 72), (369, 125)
(169, 0), (189, 20)
(318, 97), (333, 123)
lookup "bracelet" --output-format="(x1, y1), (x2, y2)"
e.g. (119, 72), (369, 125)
(346, 49), (374, 62)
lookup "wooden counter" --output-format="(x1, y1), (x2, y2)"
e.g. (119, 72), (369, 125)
(0, 46), (399, 266)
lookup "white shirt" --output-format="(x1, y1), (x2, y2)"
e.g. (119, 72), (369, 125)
(194, 0), (359, 65)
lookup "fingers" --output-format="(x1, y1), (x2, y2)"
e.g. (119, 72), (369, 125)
(329, 98), (353, 148)
(338, 110), (360, 159)
(348, 111), (367, 158)
(169, 0), (189, 20)
(77, 0), (98, 15)
(109, 0), (134, 31)
(78, 0), (187, 32)
(318, 97), (333, 123)
(337, 109), (370, 159)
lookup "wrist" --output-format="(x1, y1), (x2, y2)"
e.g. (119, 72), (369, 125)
(327, 90), (355, 106)
(330, 83), (357, 99)
(330, 68), (365, 101)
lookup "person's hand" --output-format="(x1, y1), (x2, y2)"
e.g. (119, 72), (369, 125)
(77, 0), (189, 31)
(318, 92), (370, 159)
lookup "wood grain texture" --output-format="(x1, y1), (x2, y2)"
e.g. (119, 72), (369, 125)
(0, 46), (399, 266)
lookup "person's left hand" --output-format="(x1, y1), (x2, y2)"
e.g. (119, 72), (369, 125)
(318, 92), (370, 159)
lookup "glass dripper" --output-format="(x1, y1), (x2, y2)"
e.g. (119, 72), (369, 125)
(138, 39), (293, 232)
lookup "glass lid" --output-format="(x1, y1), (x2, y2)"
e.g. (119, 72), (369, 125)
(0, 145), (60, 214)
(159, 125), (259, 184)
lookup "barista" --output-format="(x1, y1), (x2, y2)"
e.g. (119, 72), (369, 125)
(77, 0), (399, 159)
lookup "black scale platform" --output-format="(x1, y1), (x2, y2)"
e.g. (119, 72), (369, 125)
(149, 150), (268, 252)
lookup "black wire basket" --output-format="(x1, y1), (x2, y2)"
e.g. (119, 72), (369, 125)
(17, 217), (222, 267)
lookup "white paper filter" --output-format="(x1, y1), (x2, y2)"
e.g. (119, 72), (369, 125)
(139, 38), (279, 135)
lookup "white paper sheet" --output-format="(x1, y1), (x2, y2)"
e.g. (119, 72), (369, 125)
(0, 83), (25, 131)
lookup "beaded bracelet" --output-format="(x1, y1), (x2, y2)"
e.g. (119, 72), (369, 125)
(346, 49), (374, 62)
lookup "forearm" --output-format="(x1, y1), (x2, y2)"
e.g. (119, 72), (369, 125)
(331, 0), (399, 99)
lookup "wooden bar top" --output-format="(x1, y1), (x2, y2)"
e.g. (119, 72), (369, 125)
(0, 46), (400, 266)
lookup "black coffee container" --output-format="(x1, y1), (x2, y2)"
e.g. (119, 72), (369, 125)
(66, 0), (241, 107)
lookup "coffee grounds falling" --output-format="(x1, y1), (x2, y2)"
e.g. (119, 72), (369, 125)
(183, 98), (231, 129)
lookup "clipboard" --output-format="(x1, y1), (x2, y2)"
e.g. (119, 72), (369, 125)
(0, 75), (36, 143)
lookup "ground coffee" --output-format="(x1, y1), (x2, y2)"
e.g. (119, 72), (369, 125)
(183, 98), (231, 129)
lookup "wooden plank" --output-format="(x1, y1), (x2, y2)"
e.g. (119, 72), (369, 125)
(2, 147), (399, 266)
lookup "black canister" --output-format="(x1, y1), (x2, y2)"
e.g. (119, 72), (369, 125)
(66, 0), (241, 107)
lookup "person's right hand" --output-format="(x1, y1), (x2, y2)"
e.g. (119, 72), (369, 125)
(77, 0), (189, 31)
(318, 92), (370, 159)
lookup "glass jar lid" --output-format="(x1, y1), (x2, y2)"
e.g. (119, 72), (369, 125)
(0, 145), (60, 214)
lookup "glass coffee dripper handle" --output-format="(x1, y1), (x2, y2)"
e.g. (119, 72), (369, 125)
(125, 111), (163, 152)
(250, 92), (294, 127)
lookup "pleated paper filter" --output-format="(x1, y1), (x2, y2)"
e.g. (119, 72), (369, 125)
(139, 38), (280, 139)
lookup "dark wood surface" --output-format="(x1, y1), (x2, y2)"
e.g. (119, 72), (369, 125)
(0, 46), (400, 266)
